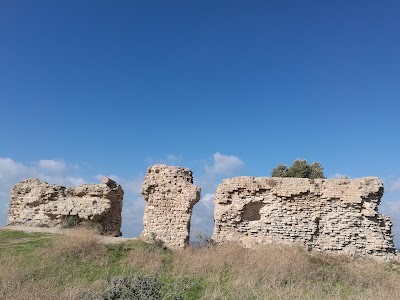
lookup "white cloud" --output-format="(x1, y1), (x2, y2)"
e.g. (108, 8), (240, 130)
(200, 193), (215, 209)
(191, 152), (245, 237)
(0, 158), (32, 182)
(165, 154), (181, 164)
(65, 176), (87, 186)
(330, 173), (350, 179)
(37, 160), (67, 172)
(205, 152), (245, 177)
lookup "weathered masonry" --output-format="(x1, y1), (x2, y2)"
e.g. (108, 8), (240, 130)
(141, 164), (201, 248)
(213, 177), (396, 257)
(8, 177), (124, 236)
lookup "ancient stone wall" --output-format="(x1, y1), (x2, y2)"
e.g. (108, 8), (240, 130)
(141, 164), (201, 248)
(7, 177), (124, 236)
(213, 177), (396, 257)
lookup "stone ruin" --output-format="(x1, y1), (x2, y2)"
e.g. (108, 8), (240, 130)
(4, 165), (398, 258)
(140, 164), (201, 248)
(7, 177), (124, 236)
(213, 176), (396, 258)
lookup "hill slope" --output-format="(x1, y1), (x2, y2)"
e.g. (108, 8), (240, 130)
(1, 227), (400, 300)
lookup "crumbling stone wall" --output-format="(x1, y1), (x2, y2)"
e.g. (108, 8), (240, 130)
(7, 177), (124, 236)
(213, 177), (396, 257)
(141, 164), (201, 248)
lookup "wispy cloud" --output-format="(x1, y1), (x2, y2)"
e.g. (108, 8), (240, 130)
(0, 157), (85, 188)
(380, 200), (400, 247)
(199, 193), (215, 209)
(145, 154), (183, 166)
(37, 160), (67, 172)
(387, 179), (400, 193)
(330, 173), (350, 179)
(205, 152), (245, 177)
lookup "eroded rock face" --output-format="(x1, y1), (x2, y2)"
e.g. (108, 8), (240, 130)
(141, 164), (201, 248)
(8, 177), (124, 236)
(213, 177), (396, 257)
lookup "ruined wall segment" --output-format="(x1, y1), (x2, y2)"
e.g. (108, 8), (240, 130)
(8, 177), (124, 236)
(213, 177), (396, 257)
(141, 164), (201, 248)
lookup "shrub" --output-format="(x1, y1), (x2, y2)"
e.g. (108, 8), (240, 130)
(148, 232), (166, 250)
(271, 159), (325, 179)
(271, 164), (288, 177)
(60, 215), (81, 228)
(92, 275), (162, 300)
(86, 274), (202, 300)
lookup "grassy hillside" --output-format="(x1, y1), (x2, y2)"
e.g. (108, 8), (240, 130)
(1, 227), (400, 300)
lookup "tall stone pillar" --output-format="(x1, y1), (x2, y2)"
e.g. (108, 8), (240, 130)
(141, 164), (201, 248)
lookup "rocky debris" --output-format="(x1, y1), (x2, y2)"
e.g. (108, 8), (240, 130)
(213, 177), (396, 258)
(7, 178), (124, 236)
(140, 164), (201, 248)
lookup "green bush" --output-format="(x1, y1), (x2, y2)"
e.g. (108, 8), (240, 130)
(86, 274), (202, 300)
(271, 160), (325, 179)
(271, 164), (288, 177)
(95, 275), (162, 300)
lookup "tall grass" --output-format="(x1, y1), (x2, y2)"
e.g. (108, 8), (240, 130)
(171, 244), (400, 299)
(1, 228), (400, 299)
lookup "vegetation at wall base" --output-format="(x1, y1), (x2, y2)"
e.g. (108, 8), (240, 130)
(1, 228), (400, 299)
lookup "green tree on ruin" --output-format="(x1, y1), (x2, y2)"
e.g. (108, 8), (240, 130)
(271, 164), (288, 177)
(271, 159), (325, 179)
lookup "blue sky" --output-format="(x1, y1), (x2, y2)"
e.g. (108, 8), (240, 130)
(1, 1), (400, 245)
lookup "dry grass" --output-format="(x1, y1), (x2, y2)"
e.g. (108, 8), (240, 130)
(0, 228), (112, 300)
(0, 279), (91, 300)
(1, 228), (400, 299)
(49, 227), (107, 260)
(171, 243), (400, 299)
(123, 247), (165, 273)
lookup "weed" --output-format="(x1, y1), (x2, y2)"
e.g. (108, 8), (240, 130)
(50, 227), (106, 260)
(149, 232), (166, 250)
(60, 215), (81, 228)
(193, 232), (216, 248)
(87, 274), (162, 300)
